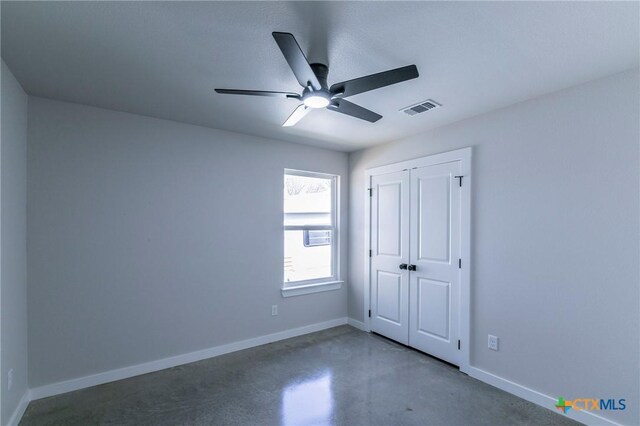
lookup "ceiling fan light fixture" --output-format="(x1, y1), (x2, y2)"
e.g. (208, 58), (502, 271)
(303, 93), (330, 109)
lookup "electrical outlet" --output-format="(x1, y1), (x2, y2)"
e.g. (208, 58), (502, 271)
(488, 335), (499, 351)
(271, 305), (278, 316)
(7, 369), (13, 391)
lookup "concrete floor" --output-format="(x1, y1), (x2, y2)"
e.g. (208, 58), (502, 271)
(21, 325), (580, 426)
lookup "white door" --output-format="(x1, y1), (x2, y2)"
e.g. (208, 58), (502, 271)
(369, 170), (410, 345)
(408, 161), (461, 365)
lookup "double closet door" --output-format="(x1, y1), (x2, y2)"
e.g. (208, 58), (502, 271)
(370, 159), (463, 366)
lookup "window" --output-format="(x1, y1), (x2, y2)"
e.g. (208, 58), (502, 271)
(283, 170), (341, 296)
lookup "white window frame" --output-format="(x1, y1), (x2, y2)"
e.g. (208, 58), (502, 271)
(282, 169), (342, 297)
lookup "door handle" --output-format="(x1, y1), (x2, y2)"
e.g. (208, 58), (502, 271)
(399, 263), (408, 270)
(407, 264), (417, 271)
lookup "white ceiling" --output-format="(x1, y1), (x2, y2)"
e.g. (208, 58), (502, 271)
(2, 1), (638, 151)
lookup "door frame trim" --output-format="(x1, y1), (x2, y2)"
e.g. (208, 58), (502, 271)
(364, 147), (472, 374)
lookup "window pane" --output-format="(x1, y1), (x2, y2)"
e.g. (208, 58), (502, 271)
(284, 230), (332, 283)
(284, 174), (332, 226)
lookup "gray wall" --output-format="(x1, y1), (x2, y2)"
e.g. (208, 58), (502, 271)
(27, 98), (348, 388)
(349, 69), (639, 425)
(1, 61), (28, 424)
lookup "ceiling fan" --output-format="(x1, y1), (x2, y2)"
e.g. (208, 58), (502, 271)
(215, 32), (419, 127)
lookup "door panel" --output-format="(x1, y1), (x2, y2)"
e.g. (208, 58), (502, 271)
(370, 171), (410, 344)
(417, 175), (450, 263)
(376, 271), (402, 323)
(417, 278), (450, 340)
(409, 161), (461, 365)
(377, 182), (403, 256)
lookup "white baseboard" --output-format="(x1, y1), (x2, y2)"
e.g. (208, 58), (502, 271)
(467, 367), (621, 426)
(7, 390), (31, 426)
(30, 317), (348, 401)
(347, 317), (367, 331)
(20, 322), (626, 426)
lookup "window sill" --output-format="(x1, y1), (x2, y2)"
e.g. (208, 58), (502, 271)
(281, 281), (343, 298)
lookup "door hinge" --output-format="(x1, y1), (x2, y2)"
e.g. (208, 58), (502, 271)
(458, 258), (462, 269)
(368, 188), (373, 197)
(368, 309), (371, 318)
(369, 249), (372, 257)
(458, 340), (461, 350)
(454, 175), (463, 187)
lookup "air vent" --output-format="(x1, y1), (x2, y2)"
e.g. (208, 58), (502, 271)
(401, 99), (441, 116)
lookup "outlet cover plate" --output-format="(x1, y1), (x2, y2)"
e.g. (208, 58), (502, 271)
(488, 335), (499, 351)
(7, 369), (13, 390)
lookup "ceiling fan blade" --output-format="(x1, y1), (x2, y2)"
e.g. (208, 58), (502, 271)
(215, 89), (300, 99)
(330, 65), (419, 98)
(327, 99), (382, 123)
(282, 104), (311, 127)
(272, 32), (322, 90)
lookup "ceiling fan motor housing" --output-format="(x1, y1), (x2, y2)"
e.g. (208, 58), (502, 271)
(310, 63), (329, 90)
(303, 63), (332, 108)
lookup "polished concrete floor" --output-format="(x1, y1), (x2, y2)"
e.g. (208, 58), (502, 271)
(21, 325), (580, 426)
